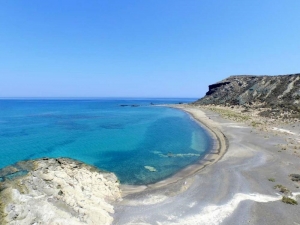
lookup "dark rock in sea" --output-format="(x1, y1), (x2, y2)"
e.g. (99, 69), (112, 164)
(193, 73), (300, 118)
(120, 104), (140, 107)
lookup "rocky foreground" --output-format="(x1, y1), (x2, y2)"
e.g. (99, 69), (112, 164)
(0, 158), (121, 225)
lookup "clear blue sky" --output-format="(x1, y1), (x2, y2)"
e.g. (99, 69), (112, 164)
(1, 1), (299, 98)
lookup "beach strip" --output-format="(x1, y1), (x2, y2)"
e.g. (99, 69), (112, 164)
(120, 104), (228, 195)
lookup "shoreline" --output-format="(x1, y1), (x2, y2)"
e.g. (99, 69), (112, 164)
(0, 104), (223, 198)
(2, 104), (300, 224)
(120, 104), (228, 195)
(113, 104), (300, 225)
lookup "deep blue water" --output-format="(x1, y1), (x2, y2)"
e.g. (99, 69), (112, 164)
(0, 98), (212, 185)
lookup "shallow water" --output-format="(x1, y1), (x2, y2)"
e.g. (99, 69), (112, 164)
(0, 98), (212, 185)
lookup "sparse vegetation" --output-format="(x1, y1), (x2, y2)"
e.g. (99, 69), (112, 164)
(274, 184), (290, 194)
(207, 107), (250, 122)
(282, 196), (298, 205)
(268, 178), (275, 182)
(251, 121), (262, 127)
(290, 174), (300, 182)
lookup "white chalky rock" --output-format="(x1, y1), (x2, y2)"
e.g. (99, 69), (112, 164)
(0, 158), (122, 225)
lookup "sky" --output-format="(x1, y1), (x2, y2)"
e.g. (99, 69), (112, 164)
(0, 1), (300, 98)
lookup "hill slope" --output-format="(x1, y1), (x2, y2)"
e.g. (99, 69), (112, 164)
(193, 74), (300, 118)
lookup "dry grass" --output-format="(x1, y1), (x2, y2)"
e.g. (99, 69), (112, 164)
(206, 107), (251, 122)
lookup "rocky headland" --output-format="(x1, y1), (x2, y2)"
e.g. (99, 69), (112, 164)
(192, 73), (300, 159)
(193, 73), (300, 122)
(0, 158), (121, 225)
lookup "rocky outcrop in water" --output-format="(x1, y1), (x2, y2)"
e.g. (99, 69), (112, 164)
(193, 74), (300, 119)
(0, 158), (121, 225)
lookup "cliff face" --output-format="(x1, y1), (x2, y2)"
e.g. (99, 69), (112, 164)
(194, 74), (300, 117)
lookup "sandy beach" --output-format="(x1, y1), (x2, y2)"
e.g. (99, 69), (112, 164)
(113, 105), (300, 225)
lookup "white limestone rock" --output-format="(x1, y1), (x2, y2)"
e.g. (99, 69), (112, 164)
(0, 158), (122, 225)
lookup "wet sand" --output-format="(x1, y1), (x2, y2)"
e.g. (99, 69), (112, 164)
(113, 105), (300, 225)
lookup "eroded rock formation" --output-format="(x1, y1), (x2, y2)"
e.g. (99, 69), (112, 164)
(194, 74), (300, 119)
(0, 158), (121, 225)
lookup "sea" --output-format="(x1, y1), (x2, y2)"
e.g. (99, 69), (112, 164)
(0, 98), (212, 185)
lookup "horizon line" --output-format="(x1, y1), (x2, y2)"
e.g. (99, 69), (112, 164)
(0, 97), (199, 100)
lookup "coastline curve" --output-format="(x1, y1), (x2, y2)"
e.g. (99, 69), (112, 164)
(120, 104), (228, 196)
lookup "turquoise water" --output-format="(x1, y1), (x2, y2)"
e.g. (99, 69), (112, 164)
(0, 98), (212, 185)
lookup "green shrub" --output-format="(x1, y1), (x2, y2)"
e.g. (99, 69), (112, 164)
(282, 196), (298, 205)
(274, 184), (290, 194)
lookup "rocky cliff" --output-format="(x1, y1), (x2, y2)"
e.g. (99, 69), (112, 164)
(193, 74), (300, 118)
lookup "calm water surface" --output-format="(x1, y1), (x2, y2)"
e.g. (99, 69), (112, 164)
(0, 98), (212, 184)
